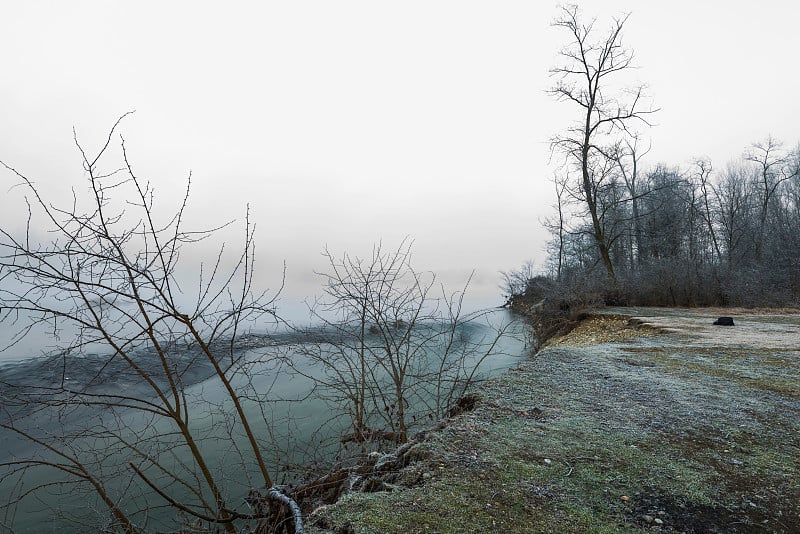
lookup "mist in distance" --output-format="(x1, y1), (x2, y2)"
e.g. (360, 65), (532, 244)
(1, 1), (798, 321)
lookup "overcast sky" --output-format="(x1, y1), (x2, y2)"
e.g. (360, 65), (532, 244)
(2, 1), (798, 312)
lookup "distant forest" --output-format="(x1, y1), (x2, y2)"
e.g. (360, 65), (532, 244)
(536, 135), (800, 308)
(507, 6), (800, 310)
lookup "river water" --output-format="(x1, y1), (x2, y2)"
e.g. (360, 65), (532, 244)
(0, 309), (531, 532)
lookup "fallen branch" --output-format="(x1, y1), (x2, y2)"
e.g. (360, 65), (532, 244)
(266, 486), (304, 534)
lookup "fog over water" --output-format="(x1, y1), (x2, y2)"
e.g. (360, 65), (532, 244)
(0, 308), (530, 532)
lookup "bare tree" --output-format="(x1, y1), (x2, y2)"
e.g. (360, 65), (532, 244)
(782, 147), (800, 299)
(501, 259), (537, 300)
(0, 116), (303, 533)
(714, 162), (756, 268)
(744, 136), (796, 261)
(549, 4), (657, 284)
(292, 241), (515, 445)
(692, 157), (724, 265)
(611, 135), (651, 267)
(541, 175), (570, 280)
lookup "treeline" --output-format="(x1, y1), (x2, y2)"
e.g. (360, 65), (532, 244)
(512, 137), (800, 310)
(557, 137), (799, 307)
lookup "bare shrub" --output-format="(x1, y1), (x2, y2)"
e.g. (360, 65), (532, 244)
(0, 115), (302, 533)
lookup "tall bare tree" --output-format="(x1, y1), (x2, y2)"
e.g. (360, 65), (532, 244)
(692, 157), (724, 264)
(549, 4), (657, 284)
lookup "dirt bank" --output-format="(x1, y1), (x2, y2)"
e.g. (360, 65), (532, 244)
(308, 308), (800, 533)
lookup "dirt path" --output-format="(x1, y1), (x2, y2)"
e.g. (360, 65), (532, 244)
(310, 308), (800, 533)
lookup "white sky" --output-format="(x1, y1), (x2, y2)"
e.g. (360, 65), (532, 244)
(2, 1), (799, 312)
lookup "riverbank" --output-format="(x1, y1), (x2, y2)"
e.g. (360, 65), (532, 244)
(307, 308), (800, 533)
(0, 310), (529, 532)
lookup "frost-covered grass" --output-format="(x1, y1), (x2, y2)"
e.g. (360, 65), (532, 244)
(309, 311), (800, 533)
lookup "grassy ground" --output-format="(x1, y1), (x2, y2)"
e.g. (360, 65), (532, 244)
(307, 309), (800, 533)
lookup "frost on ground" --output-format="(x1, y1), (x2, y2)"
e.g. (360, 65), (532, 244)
(310, 308), (800, 533)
